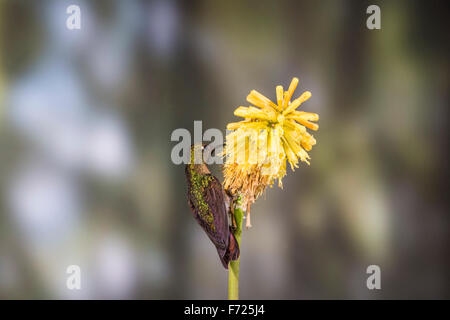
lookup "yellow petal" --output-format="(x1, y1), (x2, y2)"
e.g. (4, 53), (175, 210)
(281, 137), (298, 170)
(301, 133), (316, 151)
(234, 106), (275, 121)
(284, 130), (311, 164)
(247, 93), (272, 111)
(277, 160), (287, 187)
(246, 121), (270, 131)
(282, 91), (311, 115)
(227, 121), (246, 130)
(227, 120), (270, 131)
(276, 85), (284, 112)
(297, 119), (319, 131)
(284, 130), (302, 155)
(288, 111), (319, 131)
(288, 111), (319, 121)
(283, 77), (299, 108)
(247, 90), (279, 111)
(283, 119), (306, 135)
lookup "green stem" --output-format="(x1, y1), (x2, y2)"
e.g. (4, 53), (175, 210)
(228, 200), (244, 300)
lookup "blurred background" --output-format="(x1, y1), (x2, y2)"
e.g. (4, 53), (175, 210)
(0, 0), (448, 299)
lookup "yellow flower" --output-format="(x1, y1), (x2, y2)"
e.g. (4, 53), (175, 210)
(223, 77), (319, 227)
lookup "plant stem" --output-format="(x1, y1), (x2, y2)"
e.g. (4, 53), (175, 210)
(228, 202), (244, 300)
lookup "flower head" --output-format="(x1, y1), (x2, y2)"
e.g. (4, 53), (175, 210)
(223, 77), (319, 226)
